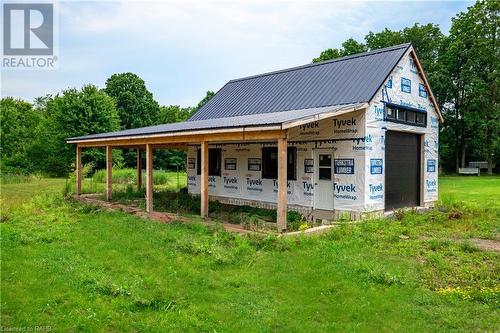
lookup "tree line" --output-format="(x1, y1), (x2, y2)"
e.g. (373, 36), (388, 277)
(1, 0), (498, 176)
(313, 0), (499, 174)
(1, 72), (214, 176)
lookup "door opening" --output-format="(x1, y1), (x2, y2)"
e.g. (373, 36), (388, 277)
(385, 131), (420, 211)
(314, 149), (334, 210)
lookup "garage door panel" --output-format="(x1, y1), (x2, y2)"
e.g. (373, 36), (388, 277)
(385, 131), (420, 211)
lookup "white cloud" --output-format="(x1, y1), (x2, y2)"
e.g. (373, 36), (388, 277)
(3, 1), (471, 106)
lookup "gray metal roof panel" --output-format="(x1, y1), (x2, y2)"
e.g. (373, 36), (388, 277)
(68, 44), (410, 142)
(68, 103), (364, 142)
(189, 43), (410, 121)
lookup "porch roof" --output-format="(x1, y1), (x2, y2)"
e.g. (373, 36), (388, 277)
(67, 102), (367, 143)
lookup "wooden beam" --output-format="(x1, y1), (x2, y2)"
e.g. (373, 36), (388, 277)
(136, 148), (142, 190)
(277, 137), (288, 232)
(200, 141), (209, 218)
(146, 143), (153, 213)
(76, 145), (82, 196)
(185, 154), (189, 188)
(153, 144), (188, 150)
(106, 146), (112, 201)
(70, 130), (286, 147)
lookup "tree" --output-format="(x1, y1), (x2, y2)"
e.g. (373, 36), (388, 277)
(341, 38), (369, 55)
(441, 0), (499, 173)
(314, 8), (500, 174)
(104, 73), (161, 167)
(152, 91), (216, 171)
(312, 38), (368, 63)
(364, 28), (404, 50)
(158, 105), (194, 124)
(104, 73), (160, 129)
(0, 98), (41, 173)
(314, 25), (445, 102)
(195, 91), (215, 110)
(30, 85), (120, 176)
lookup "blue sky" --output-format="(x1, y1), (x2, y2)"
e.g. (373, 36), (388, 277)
(2, 0), (472, 107)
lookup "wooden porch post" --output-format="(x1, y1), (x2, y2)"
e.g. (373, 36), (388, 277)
(106, 146), (112, 200)
(76, 145), (82, 196)
(200, 141), (209, 218)
(136, 148), (142, 190)
(277, 137), (288, 232)
(146, 143), (153, 213)
(185, 154), (189, 187)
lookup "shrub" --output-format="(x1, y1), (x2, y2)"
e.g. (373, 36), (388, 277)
(287, 211), (306, 231)
(91, 168), (174, 186)
(242, 214), (263, 230)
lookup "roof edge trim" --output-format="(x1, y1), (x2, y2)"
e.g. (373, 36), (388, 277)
(66, 125), (283, 144)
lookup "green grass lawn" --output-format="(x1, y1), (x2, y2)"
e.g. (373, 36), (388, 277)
(1, 175), (499, 332)
(0, 178), (67, 212)
(440, 175), (500, 209)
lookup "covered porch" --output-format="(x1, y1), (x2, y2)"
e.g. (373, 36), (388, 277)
(71, 129), (291, 231)
(67, 103), (366, 232)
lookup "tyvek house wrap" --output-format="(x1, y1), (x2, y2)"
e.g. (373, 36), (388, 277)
(365, 50), (439, 211)
(187, 109), (367, 212)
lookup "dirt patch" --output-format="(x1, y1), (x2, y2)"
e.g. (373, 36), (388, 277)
(420, 235), (500, 252)
(468, 238), (500, 252)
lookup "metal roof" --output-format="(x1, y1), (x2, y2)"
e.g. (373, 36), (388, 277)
(67, 103), (366, 142)
(189, 43), (410, 121)
(68, 43), (411, 142)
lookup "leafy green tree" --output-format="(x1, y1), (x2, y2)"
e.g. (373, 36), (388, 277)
(312, 38), (367, 63)
(311, 21), (500, 174)
(441, 0), (499, 173)
(104, 73), (160, 129)
(153, 106), (193, 171)
(314, 25), (445, 102)
(0, 98), (41, 173)
(152, 91), (216, 171)
(341, 38), (369, 56)
(158, 105), (194, 124)
(312, 48), (343, 63)
(364, 28), (404, 50)
(195, 91), (215, 110)
(30, 85), (120, 176)
(104, 73), (161, 167)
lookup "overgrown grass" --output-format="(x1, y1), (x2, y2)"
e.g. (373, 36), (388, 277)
(91, 168), (185, 187)
(1, 176), (499, 331)
(60, 169), (187, 195)
(1, 173), (44, 184)
(108, 188), (306, 231)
